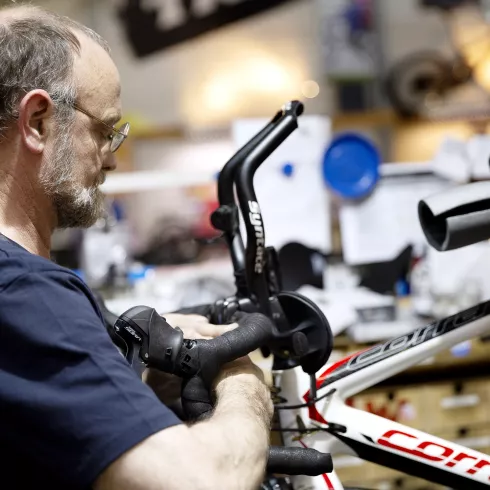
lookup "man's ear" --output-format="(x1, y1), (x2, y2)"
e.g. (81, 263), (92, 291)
(17, 90), (55, 154)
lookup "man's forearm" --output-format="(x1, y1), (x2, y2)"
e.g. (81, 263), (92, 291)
(190, 376), (272, 490)
(94, 366), (273, 490)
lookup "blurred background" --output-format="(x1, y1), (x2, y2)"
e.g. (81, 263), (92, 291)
(11, 0), (490, 487)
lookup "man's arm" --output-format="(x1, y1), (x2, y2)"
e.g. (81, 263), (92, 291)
(94, 358), (273, 490)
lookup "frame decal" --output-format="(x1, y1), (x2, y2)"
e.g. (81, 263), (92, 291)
(317, 300), (490, 389)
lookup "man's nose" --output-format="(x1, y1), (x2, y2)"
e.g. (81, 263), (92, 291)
(103, 152), (117, 172)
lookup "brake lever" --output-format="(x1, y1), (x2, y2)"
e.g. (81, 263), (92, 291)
(113, 306), (184, 378)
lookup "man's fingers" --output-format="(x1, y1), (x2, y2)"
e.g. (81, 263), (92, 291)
(223, 322), (238, 332)
(159, 312), (238, 339)
(195, 324), (228, 338)
(163, 313), (209, 326)
(195, 322), (238, 338)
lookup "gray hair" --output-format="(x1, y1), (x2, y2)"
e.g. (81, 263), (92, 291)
(0, 4), (111, 139)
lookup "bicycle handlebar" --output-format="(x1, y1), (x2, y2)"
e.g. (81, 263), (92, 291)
(217, 108), (283, 206)
(170, 101), (333, 376)
(112, 306), (333, 477)
(211, 101), (304, 309)
(267, 446), (333, 476)
(114, 308), (275, 418)
(236, 101), (304, 315)
(419, 181), (490, 251)
(178, 313), (274, 419)
(213, 107), (284, 297)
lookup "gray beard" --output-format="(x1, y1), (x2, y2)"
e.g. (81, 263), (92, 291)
(40, 127), (106, 229)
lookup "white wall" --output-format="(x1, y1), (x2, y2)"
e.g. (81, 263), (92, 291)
(32, 0), (455, 127)
(33, 0), (92, 27)
(91, 0), (329, 128)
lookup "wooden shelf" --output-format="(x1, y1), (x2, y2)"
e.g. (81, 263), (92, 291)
(332, 108), (397, 130)
(332, 108), (490, 162)
(332, 108), (490, 130)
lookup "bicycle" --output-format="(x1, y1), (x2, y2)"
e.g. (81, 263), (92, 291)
(223, 101), (490, 489)
(100, 100), (490, 489)
(274, 116), (490, 490)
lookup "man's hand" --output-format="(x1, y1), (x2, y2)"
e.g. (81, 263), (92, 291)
(162, 313), (237, 340)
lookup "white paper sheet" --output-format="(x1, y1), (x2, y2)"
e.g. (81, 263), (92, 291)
(339, 173), (452, 265)
(467, 134), (490, 180)
(232, 116), (332, 253)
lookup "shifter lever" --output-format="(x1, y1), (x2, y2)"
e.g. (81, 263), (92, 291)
(113, 306), (184, 378)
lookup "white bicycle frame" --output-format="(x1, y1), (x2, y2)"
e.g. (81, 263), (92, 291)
(276, 300), (490, 489)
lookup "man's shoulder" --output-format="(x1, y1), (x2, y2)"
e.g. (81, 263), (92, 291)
(0, 234), (82, 288)
(0, 234), (105, 329)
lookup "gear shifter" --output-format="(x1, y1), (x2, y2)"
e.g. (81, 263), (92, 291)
(113, 306), (184, 378)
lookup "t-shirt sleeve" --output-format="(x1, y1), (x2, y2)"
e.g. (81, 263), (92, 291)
(0, 270), (182, 489)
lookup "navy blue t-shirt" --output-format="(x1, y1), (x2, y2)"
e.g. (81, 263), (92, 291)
(0, 234), (182, 489)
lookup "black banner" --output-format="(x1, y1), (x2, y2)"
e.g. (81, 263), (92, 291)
(118, 0), (297, 58)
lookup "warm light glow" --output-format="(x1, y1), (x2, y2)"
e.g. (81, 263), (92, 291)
(246, 57), (291, 93)
(474, 56), (490, 92)
(301, 80), (320, 99)
(189, 52), (300, 123)
(202, 56), (294, 109)
(204, 75), (236, 111)
(182, 40), (308, 126)
(450, 5), (490, 91)
(452, 24), (489, 66)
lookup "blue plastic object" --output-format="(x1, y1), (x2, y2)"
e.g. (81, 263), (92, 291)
(112, 200), (125, 222)
(127, 266), (154, 286)
(282, 162), (295, 178)
(322, 132), (380, 199)
(451, 340), (472, 358)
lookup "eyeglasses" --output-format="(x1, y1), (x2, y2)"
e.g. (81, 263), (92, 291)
(72, 103), (130, 153)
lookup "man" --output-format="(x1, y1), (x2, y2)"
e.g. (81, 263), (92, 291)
(0, 4), (273, 490)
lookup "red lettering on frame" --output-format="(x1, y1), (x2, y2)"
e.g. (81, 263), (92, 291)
(413, 441), (453, 462)
(468, 460), (490, 475)
(378, 430), (418, 455)
(446, 452), (478, 468)
(379, 430), (454, 463)
(379, 429), (490, 479)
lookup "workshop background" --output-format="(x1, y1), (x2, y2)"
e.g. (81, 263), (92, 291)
(8, 0), (490, 488)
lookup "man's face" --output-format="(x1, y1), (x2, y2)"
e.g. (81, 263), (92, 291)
(41, 33), (121, 229)
(40, 117), (107, 229)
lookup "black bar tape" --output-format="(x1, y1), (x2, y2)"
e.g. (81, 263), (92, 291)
(181, 376), (214, 421)
(180, 313), (273, 420)
(209, 313), (274, 366)
(267, 447), (333, 476)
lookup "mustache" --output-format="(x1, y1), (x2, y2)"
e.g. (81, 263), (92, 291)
(97, 171), (107, 186)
